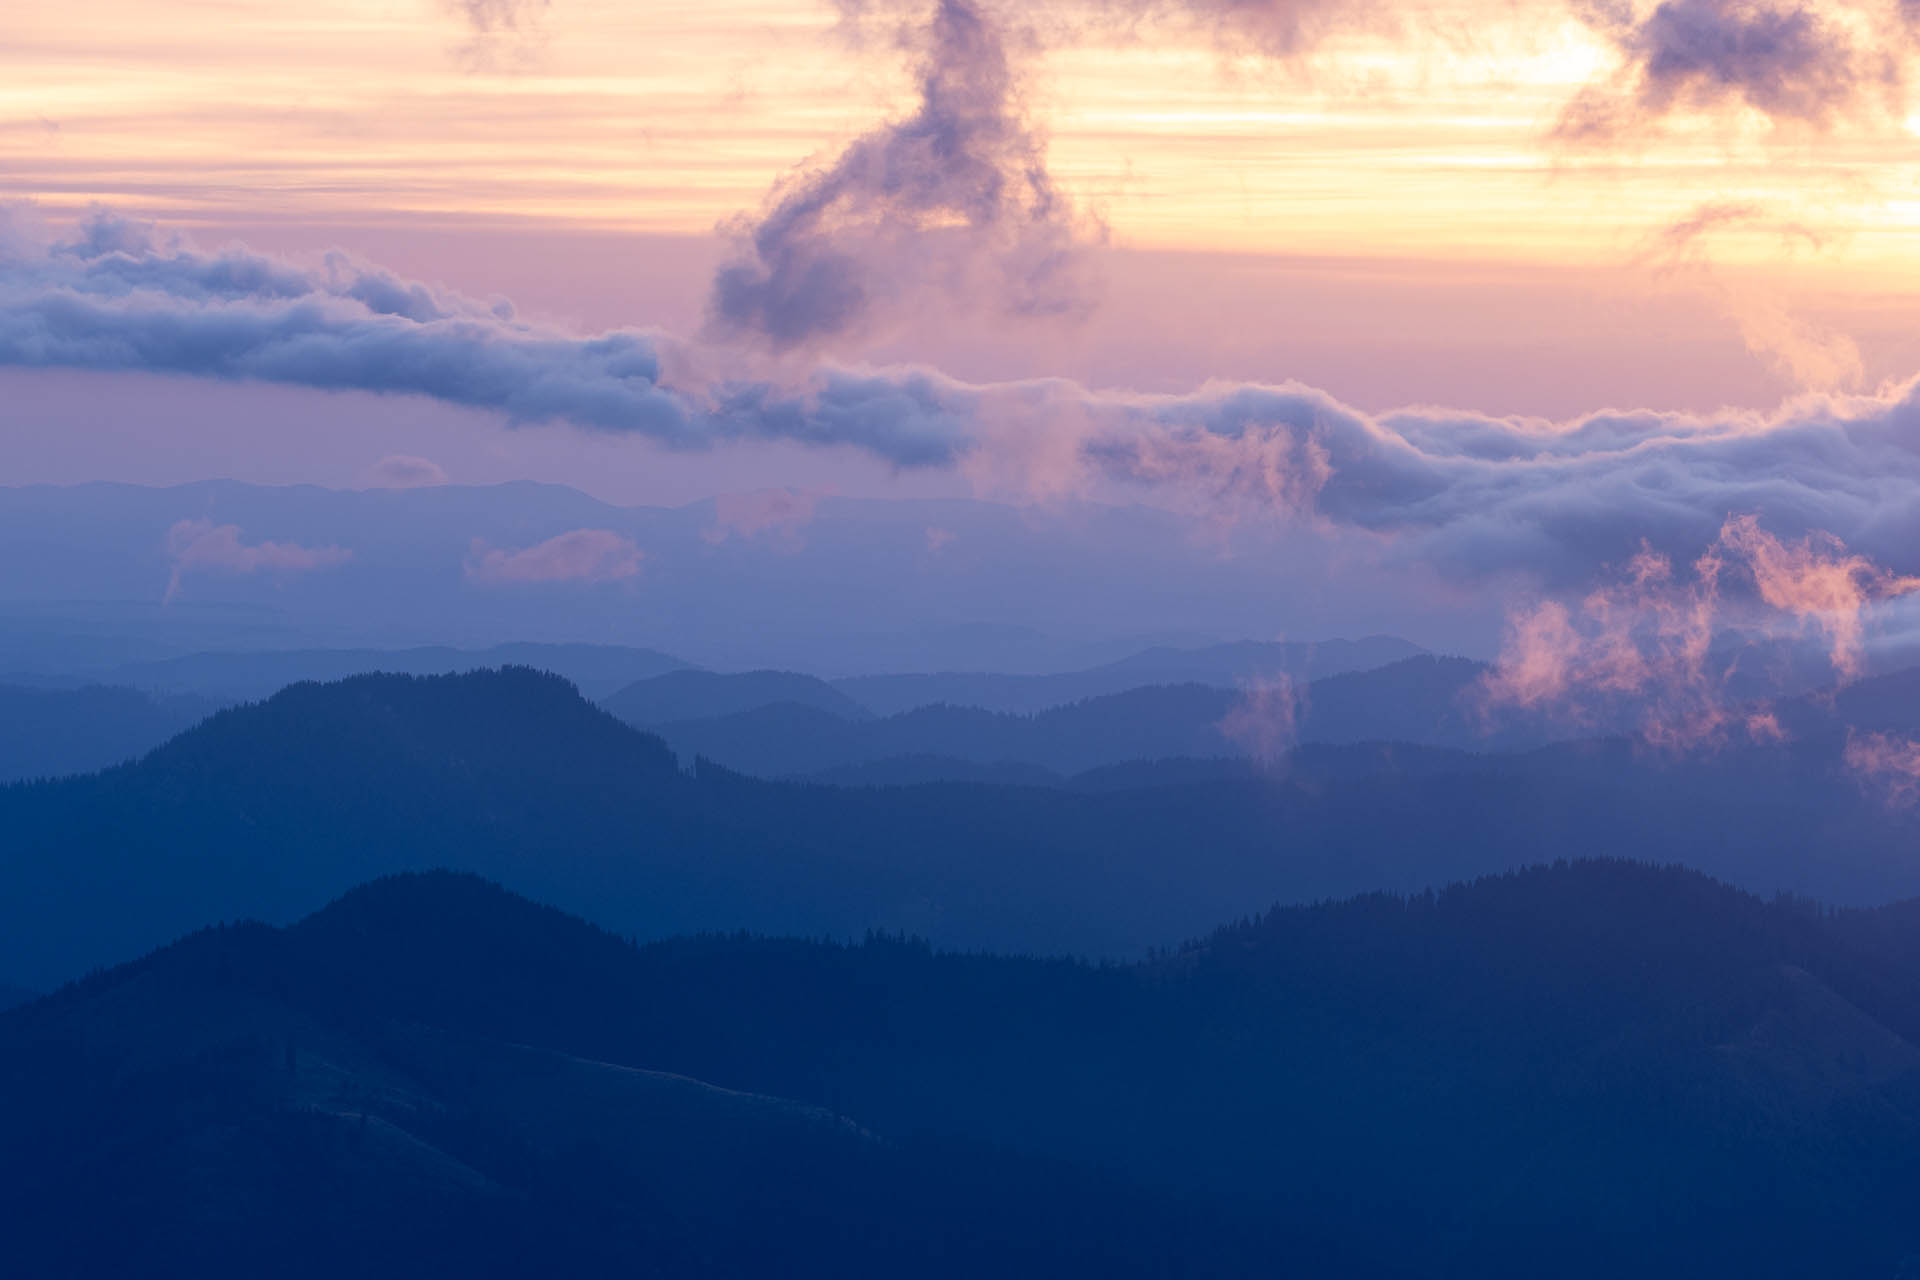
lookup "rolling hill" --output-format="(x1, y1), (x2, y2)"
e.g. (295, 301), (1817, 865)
(4, 863), (1918, 1277)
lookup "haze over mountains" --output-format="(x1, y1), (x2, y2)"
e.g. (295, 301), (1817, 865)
(8, 665), (1920, 994)
(0, 481), (1474, 675)
(9, 482), (1920, 1276)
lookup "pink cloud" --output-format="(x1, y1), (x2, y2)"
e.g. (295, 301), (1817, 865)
(1719, 514), (1920, 683)
(164, 519), (351, 603)
(925, 526), (957, 554)
(1217, 673), (1303, 770)
(702, 487), (827, 552)
(1478, 515), (1920, 753)
(1478, 542), (1732, 751)
(1844, 730), (1920, 809)
(465, 529), (644, 585)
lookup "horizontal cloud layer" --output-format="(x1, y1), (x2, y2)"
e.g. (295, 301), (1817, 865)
(12, 211), (1920, 594)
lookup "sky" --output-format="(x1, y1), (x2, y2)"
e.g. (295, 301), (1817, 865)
(6, 0), (1920, 667)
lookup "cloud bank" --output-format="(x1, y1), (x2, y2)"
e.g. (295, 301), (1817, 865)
(13, 210), (1920, 597)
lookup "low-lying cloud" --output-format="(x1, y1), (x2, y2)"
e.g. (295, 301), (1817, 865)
(1844, 728), (1920, 806)
(1217, 673), (1304, 768)
(464, 529), (644, 585)
(1478, 515), (1920, 748)
(164, 519), (351, 603)
(703, 488), (828, 551)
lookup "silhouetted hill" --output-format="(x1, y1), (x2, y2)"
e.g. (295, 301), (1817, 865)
(8, 667), (1920, 990)
(5, 864), (1919, 1277)
(0, 683), (221, 783)
(107, 641), (693, 700)
(833, 635), (1426, 715)
(0, 874), (1273, 1280)
(603, 669), (871, 726)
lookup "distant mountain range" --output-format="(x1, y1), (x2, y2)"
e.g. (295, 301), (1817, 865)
(830, 635), (1427, 715)
(4, 862), (1917, 1277)
(7, 666), (1920, 991)
(0, 480), (1468, 674)
(622, 656), (1566, 777)
(0, 634), (1434, 784)
(603, 668), (871, 725)
(0, 683), (222, 783)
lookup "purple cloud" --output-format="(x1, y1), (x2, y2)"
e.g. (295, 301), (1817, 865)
(16, 211), (1920, 596)
(1562, 0), (1917, 139)
(708, 0), (1102, 351)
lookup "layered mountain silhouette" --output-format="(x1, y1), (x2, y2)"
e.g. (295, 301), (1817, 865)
(3, 863), (1917, 1278)
(637, 655), (1920, 784)
(628, 656), (1510, 780)
(7, 667), (1920, 990)
(830, 635), (1427, 715)
(603, 668), (872, 725)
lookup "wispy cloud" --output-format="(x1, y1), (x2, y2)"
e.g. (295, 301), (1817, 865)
(1562, 0), (1919, 141)
(1217, 672), (1304, 768)
(446, 0), (551, 67)
(1641, 201), (1862, 391)
(708, 0), (1102, 351)
(702, 487), (829, 551)
(1844, 727), (1920, 807)
(1478, 515), (1920, 749)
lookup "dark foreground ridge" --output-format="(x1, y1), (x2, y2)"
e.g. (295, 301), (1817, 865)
(7, 666), (1920, 988)
(3, 861), (1918, 1277)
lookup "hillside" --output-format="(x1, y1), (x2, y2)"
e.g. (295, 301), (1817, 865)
(7, 667), (1920, 989)
(4, 864), (1918, 1277)
(0, 875), (1265, 1279)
